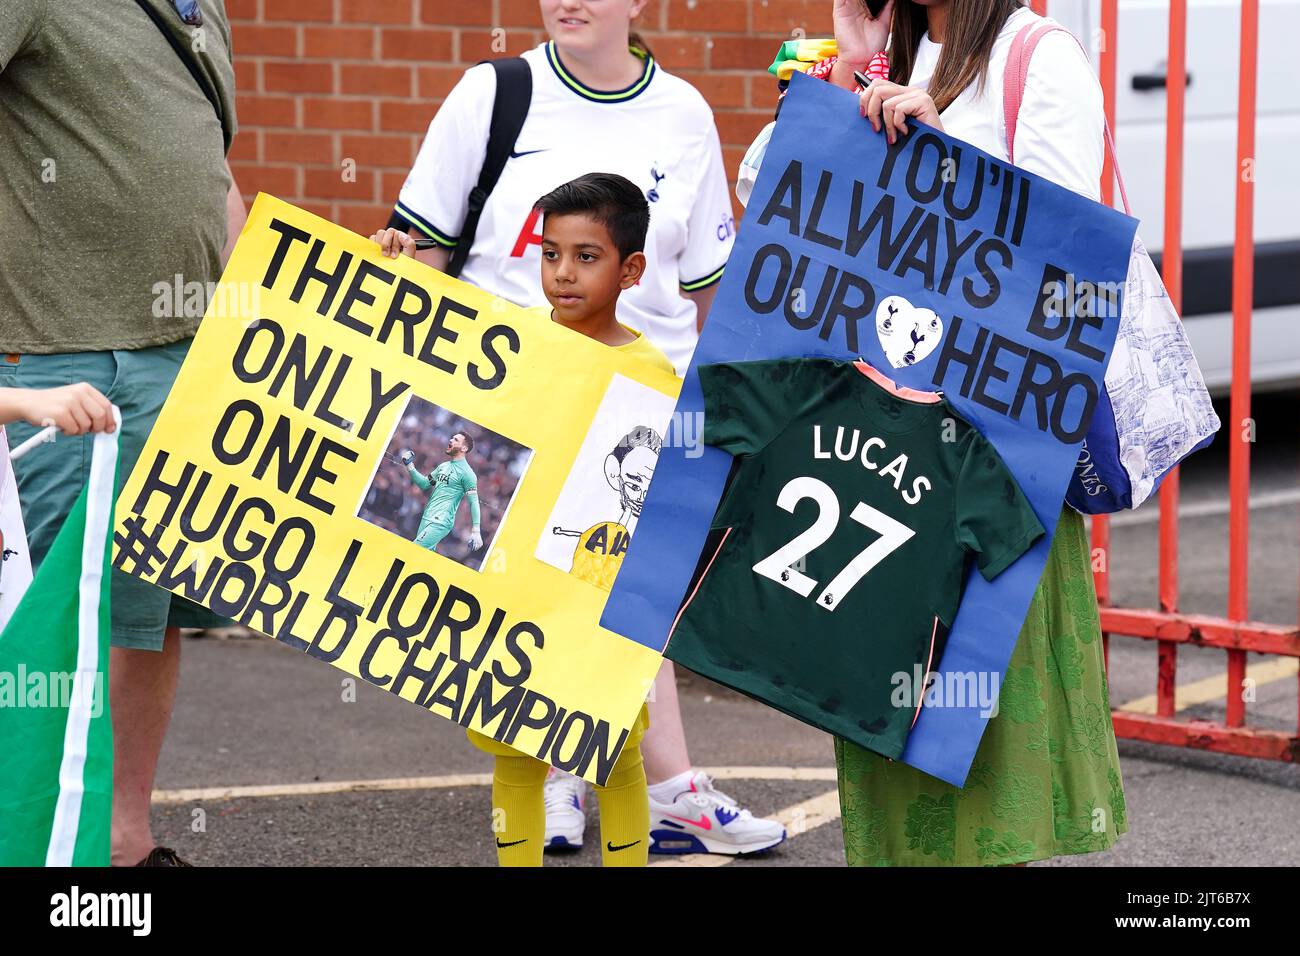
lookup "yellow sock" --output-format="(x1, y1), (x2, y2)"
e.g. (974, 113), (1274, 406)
(594, 705), (650, 867)
(468, 708), (649, 868)
(594, 744), (648, 866)
(490, 752), (549, 867)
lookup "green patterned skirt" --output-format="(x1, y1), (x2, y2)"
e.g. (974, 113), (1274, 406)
(835, 506), (1128, 866)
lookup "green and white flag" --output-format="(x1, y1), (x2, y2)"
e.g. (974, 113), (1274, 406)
(0, 418), (118, 866)
(0, 427), (34, 626)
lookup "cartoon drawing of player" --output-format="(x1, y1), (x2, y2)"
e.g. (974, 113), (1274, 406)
(398, 431), (483, 554)
(552, 426), (661, 591)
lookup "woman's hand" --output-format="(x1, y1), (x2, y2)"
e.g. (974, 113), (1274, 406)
(371, 227), (415, 259)
(833, 0), (894, 68)
(860, 80), (943, 144)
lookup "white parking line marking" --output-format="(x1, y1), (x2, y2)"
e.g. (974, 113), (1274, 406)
(1108, 488), (1300, 527)
(1117, 657), (1299, 714)
(152, 765), (839, 805)
(152, 772), (492, 805)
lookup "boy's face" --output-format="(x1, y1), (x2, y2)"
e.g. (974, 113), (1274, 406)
(540, 212), (645, 324)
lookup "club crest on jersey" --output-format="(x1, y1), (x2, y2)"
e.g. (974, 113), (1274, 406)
(647, 165), (666, 203)
(876, 295), (943, 369)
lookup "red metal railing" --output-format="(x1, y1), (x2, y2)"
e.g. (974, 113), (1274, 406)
(1085, 0), (1299, 761)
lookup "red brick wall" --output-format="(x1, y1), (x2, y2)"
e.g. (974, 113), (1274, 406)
(226, 0), (835, 234)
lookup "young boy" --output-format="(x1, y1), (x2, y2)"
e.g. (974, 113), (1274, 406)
(372, 173), (669, 866)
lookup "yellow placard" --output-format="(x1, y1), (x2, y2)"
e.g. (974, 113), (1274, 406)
(113, 195), (678, 785)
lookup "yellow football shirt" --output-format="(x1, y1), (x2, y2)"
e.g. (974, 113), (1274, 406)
(568, 521), (632, 591)
(522, 306), (676, 376)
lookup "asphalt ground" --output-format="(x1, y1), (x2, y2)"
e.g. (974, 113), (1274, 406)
(149, 392), (1300, 866)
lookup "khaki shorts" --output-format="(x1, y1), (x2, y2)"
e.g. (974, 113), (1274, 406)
(2, 340), (232, 651)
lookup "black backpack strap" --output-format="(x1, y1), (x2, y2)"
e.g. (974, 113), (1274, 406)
(387, 58), (532, 274)
(131, 0), (230, 151)
(445, 57), (532, 278)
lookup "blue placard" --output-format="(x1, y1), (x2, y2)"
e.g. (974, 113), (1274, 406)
(602, 72), (1137, 786)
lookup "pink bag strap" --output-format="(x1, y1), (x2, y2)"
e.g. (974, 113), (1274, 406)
(1003, 20), (1131, 215)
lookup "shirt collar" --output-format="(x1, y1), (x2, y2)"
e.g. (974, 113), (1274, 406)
(546, 41), (656, 104)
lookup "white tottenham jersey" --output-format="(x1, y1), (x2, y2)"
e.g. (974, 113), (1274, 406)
(396, 42), (734, 374)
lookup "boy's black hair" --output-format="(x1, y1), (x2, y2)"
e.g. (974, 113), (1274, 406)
(534, 172), (650, 261)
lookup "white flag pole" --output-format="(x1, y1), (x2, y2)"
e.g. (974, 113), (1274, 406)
(9, 425), (58, 462)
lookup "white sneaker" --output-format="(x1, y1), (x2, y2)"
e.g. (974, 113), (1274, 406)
(648, 771), (787, 855)
(543, 770), (587, 849)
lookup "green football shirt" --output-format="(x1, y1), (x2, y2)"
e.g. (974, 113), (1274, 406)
(408, 459), (479, 536)
(667, 358), (1045, 759)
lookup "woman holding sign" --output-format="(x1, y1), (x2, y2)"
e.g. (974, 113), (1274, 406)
(371, 0), (785, 857)
(784, 0), (1128, 866)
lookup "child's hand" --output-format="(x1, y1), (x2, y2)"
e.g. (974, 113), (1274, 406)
(2, 383), (116, 435)
(371, 227), (415, 259)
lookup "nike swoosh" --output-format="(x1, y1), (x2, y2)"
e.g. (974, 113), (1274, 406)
(496, 837), (527, 848)
(662, 813), (711, 830)
(607, 839), (641, 852)
(509, 148), (548, 158)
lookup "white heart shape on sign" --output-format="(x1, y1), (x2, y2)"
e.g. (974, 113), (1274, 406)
(876, 295), (943, 369)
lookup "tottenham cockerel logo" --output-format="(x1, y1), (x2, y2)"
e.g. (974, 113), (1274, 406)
(876, 295), (943, 369)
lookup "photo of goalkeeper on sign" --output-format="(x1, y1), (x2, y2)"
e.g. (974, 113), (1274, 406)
(359, 396), (533, 572)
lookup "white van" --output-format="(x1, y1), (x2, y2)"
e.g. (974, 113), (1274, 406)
(1051, 0), (1300, 394)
